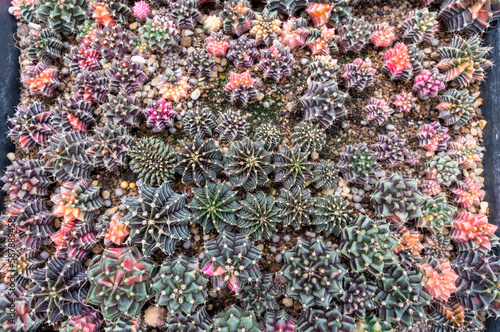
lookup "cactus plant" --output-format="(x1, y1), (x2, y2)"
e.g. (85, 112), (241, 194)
(202, 231), (261, 292)
(312, 194), (353, 237)
(418, 194), (457, 233)
(429, 299), (483, 332)
(204, 14), (222, 33)
(64, 45), (101, 74)
(393, 91), (417, 113)
(451, 212), (498, 254)
(73, 70), (109, 104)
(158, 68), (191, 103)
(76, 20), (99, 46)
(90, 0), (131, 26)
(8, 101), (54, 149)
(188, 181), (240, 234)
(338, 143), (381, 185)
(93, 25), (132, 60)
(206, 31), (230, 56)
(421, 180), (442, 196)
(144, 100), (177, 132)
(250, 8), (281, 46)
(151, 254), (208, 315)
(36, 0), (85, 34)
(1, 159), (53, 200)
(228, 35), (260, 68)
(453, 178), (485, 207)
(401, 9), (439, 44)
(161, 52), (182, 70)
(383, 43), (424, 81)
(0, 284), (40, 331)
(436, 89), (477, 127)
(312, 160), (340, 190)
(98, 212), (130, 246)
(254, 123), (281, 151)
(225, 71), (260, 106)
(139, 15), (179, 52)
(102, 93), (141, 127)
(106, 57), (147, 95)
(341, 273), (376, 318)
(371, 22), (396, 48)
(220, 0), (255, 35)
(305, 1), (331, 27)
(278, 237), (347, 309)
(10, 0), (37, 22)
(183, 108), (218, 139)
(439, 0), (500, 34)
(23, 28), (63, 63)
(336, 16), (371, 53)
(277, 186), (314, 230)
(166, 308), (213, 332)
(266, 0), (308, 16)
(217, 109), (250, 141)
(343, 58), (376, 92)
(129, 137), (176, 186)
(300, 79), (348, 127)
(261, 310), (297, 332)
(393, 225), (424, 259)
(132, 0), (150, 19)
(186, 49), (214, 78)
(213, 305), (261, 332)
(169, 0), (200, 29)
(236, 192), (280, 240)
(448, 136), (482, 167)
(371, 173), (424, 223)
(425, 155), (460, 187)
(104, 316), (143, 332)
(238, 274), (278, 314)
(305, 25), (338, 56)
(176, 137), (223, 187)
(87, 246), (155, 320)
(364, 98), (394, 125)
(373, 133), (408, 166)
(297, 306), (355, 332)
(259, 41), (294, 81)
(418, 122), (451, 152)
(273, 144), (313, 189)
(54, 98), (95, 132)
(51, 179), (103, 223)
(309, 55), (340, 83)
(292, 121), (326, 153)
(280, 17), (309, 49)
(59, 307), (103, 332)
(22, 61), (59, 96)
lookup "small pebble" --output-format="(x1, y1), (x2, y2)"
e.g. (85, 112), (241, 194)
(136, 179), (144, 186)
(214, 140), (220, 148)
(191, 88), (201, 100)
(92, 180), (99, 186)
(62, 41), (70, 49)
(272, 234), (280, 243)
(189, 78), (198, 84)
(300, 58), (309, 65)
(351, 187), (359, 195)
(169, 127), (177, 134)
(452, 124), (461, 131)
(263, 101), (270, 108)
(283, 235), (291, 242)
(8, 7), (14, 15)
(6, 153), (15, 161)
(334, 187), (343, 195)
(386, 124), (395, 130)
(360, 120), (368, 125)
(342, 122), (349, 129)
(275, 254), (283, 263)
(353, 195), (362, 203)
(42, 238), (51, 246)
(104, 200), (112, 207)
(176, 114), (182, 121)
(183, 240), (191, 249)
(359, 208), (366, 213)
(364, 184), (372, 191)
(305, 231), (316, 238)
(423, 61), (430, 68)
(187, 102), (193, 108)
(431, 38), (439, 46)
(198, 252), (205, 260)
(120, 181), (129, 189)
(0, 283), (6, 292)
(326, 241), (332, 247)
(54, 187), (61, 194)
(115, 188), (124, 196)
(40, 251), (50, 260)
(376, 170), (386, 178)
(203, 235), (210, 241)
(354, 203), (363, 211)
(61, 67), (69, 75)
(118, 204), (127, 211)
(97, 215), (104, 223)
(148, 66), (156, 73)
(131, 56), (147, 64)
(358, 189), (365, 196)
(270, 246), (277, 253)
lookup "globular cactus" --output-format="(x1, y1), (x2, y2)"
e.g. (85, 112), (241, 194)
(280, 17), (309, 49)
(64, 45), (100, 74)
(448, 136), (482, 167)
(437, 35), (492, 87)
(372, 173), (424, 223)
(139, 15), (179, 52)
(374, 265), (432, 329)
(439, 0), (500, 34)
(28, 258), (89, 325)
(73, 70), (109, 104)
(102, 93), (141, 127)
(305, 25), (338, 56)
(340, 214), (398, 277)
(169, 0), (201, 29)
(59, 307), (103, 332)
(8, 101), (54, 149)
(52, 179), (103, 223)
(219, 0), (255, 35)
(151, 254), (208, 314)
(106, 57), (147, 95)
(158, 68), (191, 103)
(213, 305), (261, 332)
(337, 143), (381, 185)
(254, 123), (281, 151)
(189, 181), (240, 234)
(418, 121), (451, 152)
(1, 249), (45, 286)
(312, 160), (340, 190)
(418, 194), (457, 233)
(277, 186), (315, 229)
(183, 108), (218, 139)
(261, 310), (297, 332)
(90, 0), (131, 26)
(273, 144), (313, 189)
(97, 212), (130, 246)
(266, 0), (308, 16)
(371, 22), (396, 48)
(204, 14), (222, 33)
(206, 31), (230, 56)
(393, 225), (424, 259)
(23, 28), (63, 63)
(309, 55), (340, 83)
(420, 259), (459, 301)
(176, 138), (223, 187)
(53, 98), (95, 132)
(1, 159), (52, 200)
(425, 155), (460, 187)
(0, 284), (40, 331)
(336, 16), (371, 53)
(236, 192), (280, 240)
(76, 20), (99, 47)
(383, 43), (424, 81)
(436, 89), (477, 127)
(451, 212), (498, 254)
(297, 306), (355, 332)
(22, 61), (59, 96)
(93, 25), (132, 60)
(161, 53), (182, 70)
(129, 137), (176, 186)
(305, 1), (332, 27)
(9, 0), (37, 23)
(341, 273), (377, 318)
(41, 132), (94, 183)
(144, 100), (176, 132)
(250, 8), (282, 46)
(88, 124), (133, 171)
(87, 246), (155, 320)
(278, 237), (347, 309)
(104, 315), (143, 332)
(166, 308), (213, 331)
(238, 274), (278, 314)
(36, 0), (85, 34)
(364, 98), (394, 125)
(52, 220), (97, 261)
(401, 8), (439, 44)
(258, 41), (294, 82)
(6, 200), (54, 249)
(452, 251), (500, 316)
(343, 58), (376, 92)
(186, 49), (214, 78)
(292, 121), (326, 153)
(217, 109), (249, 141)
(312, 194), (353, 237)
(300, 79), (348, 127)
(393, 91), (417, 113)
(373, 133), (408, 166)
(224, 138), (272, 191)
(405, 150), (421, 166)
(132, 0), (150, 19)
(424, 233), (454, 260)
(453, 178), (485, 208)
(356, 314), (393, 332)
(225, 71), (260, 106)
(429, 299), (483, 332)
(202, 232), (261, 293)
(227, 35), (260, 68)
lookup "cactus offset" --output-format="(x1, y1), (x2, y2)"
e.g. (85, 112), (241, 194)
(439, 0), (500, 34)
(183, 108), (218, 139)
(280, 17), (309, 49)
(425, 155), (460, 186)
(371, 22), (396, 48)
(258, 41), (294, 82)
(453, 178), (485, 207)
(225, 72), (260, 106)
(451, 212), (498, 254)
(186, 49), (215, 78)
(364, 98), (394, 125)
(238, 274), (279, 314)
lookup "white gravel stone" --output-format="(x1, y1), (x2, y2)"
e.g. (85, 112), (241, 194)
(342, 122), (349, 129)
(284, 235), (291, 242)
(119, 204), (127, 211)
(272, 234), (280, 243)
(6, 153), (15, 161)
(351, 187), (359, 194)
(61, 67), (69, 75)
(191, 88), (201, 100)
(386, 124), (395, 130)
(169, 127), (177, 134)
(305, 231), (316, 238)
(40, 251), (50, 260)
(183, 240), (191, 249)
(335, 187), (343, 195)
(131, 56), (147, 64)
(189, 78), (198, 84)
(115, 188), (124, 197)
(270, 246), (277, 253)
(300, 58), (309, 65)
(352, 195), (362, 203)
(275, 254), (283, 263)
(263, 101), (270, 108)
(354, 203), (363, 210)
(104, 200), (112, 207)
(198, 252), (205, 260)
(358, 189), (365, 196)
(364, 184), (372, 191)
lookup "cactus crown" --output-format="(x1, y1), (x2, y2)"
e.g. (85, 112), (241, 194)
(129, 137), (176, 186)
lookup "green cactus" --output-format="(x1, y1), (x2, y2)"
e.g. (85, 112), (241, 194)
(129, 137), (176, 186)
(238, 274), (278, 315)
(213, 305), (262, 332)
(36, 0), (86, 34)
(418, 194), (457, 233)
(184, 108), (218, 139)
(313, 160), (340, 190)
(425, 155), (460, 187)
(24, 28), (63, 63)
(341, 273), (376, 319)
(166, 308), (213, 332)
(297, 306), (356, 332)
(292, 121), (326, 153)
(312, 194), (353, 237)
(88, 124), (133, 171)
(337, 143), (381, 185)
(277, 186), (315, 229)
(139, 15), (179, 52)
(273, 145), (313, 189)
(254, 123), (281, 151)
(236, 191), (280, 240)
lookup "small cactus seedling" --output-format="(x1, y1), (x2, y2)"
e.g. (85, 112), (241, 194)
(384, 43), (424, 81)
(225, 71), (260, 106)
(217, 109), (250, 141)
(273, 144), (313, 189)
(261, 310), (297, 332)
(305, 2), (332, 27)
(393, 91), (417, 113)
(236, 192), (280, 240)
(186, 49), (215, 78)
(8, 101), (54, 149)
(129, 137), (176, 186)
(309, 55), (340, 83)
(364, 98), (394, 125)
(53, 98), (95, 132)
(425, 155), (460, 187)
(453, 178), (485, 208)
(52, 179), (103, 224)
(183, 108), (218, 139)
(343, 58), (376, 92)
(144, 100), (177, 132)
(36, 0), (85, 34)
(166, 308), (213, 331)
(280, 17), (309, 49)
(418, 194), (457, 233)
(158, 68), (191, 103)
(102, 93), (141, 127)
(23, 28), (63, 63)
(220, 0), (255, 35)
(300, 79), (348, 127)
(202, 232), (261, 293)
(418, 121), (451, 152)
(1, 159), (52, 200)
(93, 25), (132, 60)
(213, 305), (261, 332)
(451, 212), (498, 254)
(297, 306), (355, 332)
(64, 45), (101, 74)
(340, 214), (398, 276)
(204, 14), (222, 33)
(206, 31), (231, 56)
(259, 41), (294, 82)
(338, 143), (381, 185)
(87, 246), (155, 320)
(169, 0), (201, 29)
(312, 160), (340, 191)
(255, 123), (281, 151)
(371, 173), (424, 223)
(106, 57), (147, 95)
(76, 20), (99, 47)
(401, 8), (439, 44)
(22, 61), (59, 96)
(228, 35), (260, 68)
(292, 121), (326, 153)
(238, 274), (279, 315)
(305, 25), (338, 56)
(336, 16), (371, 53)
(393, 225), (424, 259)
(436, 89), (478, 127)
(312, 194), (353, 237)
(277, 186), (315, 229)
(250, 8), (282, 46)
(342, 273), (377, 318)
(371, 22), (396, 47)
(373, 133), (408, 166)
(151, 254), (208, 315)
(9, 0), (37, 23)
(429, 299), (483, 332)
(448, 136), (482, 167)
(278, 237), (347, 309)
(189, 181), (240, 234)
(439, 0), (500, 34)
(98, 212), (130, 246)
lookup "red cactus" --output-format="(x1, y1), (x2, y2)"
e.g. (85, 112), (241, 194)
(371, 22), (395, 48)
(132, 0), (150, 19)
(91, 2), (116, 26)
(22, 62), (59, 96)
(103, 212), (130, 246)
(225, 71), (259, 105)
(420, 260), (458, 301)
(384, 43), (412, 80)
(453, 178), (485, 207)
(206, 32), (230, 56)
(448, 137), (482, 168)
(280, 17), (309, 49)
(451, 211), (497, 252)
(394, 226), (424, 258)
(421, 180), (442, 196)
(417, 122), (451, 152)
(306, 25), (337, 56)
(306, 3), (332, 27)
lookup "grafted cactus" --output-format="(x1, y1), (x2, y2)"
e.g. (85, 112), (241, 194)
(36, 0), (86, 34)
(250, 8), (281, 47)
(429, 299), (483, 332)
(425, 155), (460, 186)
(90, 0), (131, 26)
(228, 35), (260, 68)
(102, 93), (141, 127)
(448, 136), (482, 167)
(277, 186), (315, 230)
(169, 0), (200, 29)
(439, 0), (500, 34)
(59, 307), (103, 332)
(280, 17), (309, 49)
(225, 72), (260, 106)
(341, 273), (376, 318)
(129, 137), (176, 186)
(305, 25), (338, 56)
(364, 98), (394, 125)
(312, 194), (353, 237)
(371, 22), (396, 48)
(23, 28), (63, 63)
(401, 8), (439, 44)
(158, 68), (190, 103)
(309, 55), (340, 83)
(64, 45), (100, 74)
(418, 194), (457, 233)
(1, 159), (53, 200)
(139, 15), (179, 51)
(144, 100), (176, 132)
(384, 43), (424, 81)
(394, 91), (417, 113)
(106, 57), (147, 95)
(73, 70), (109, 104)
(176, 138), (223, 187)
(343, 58), (376, 92)
(219, 0), (255, 35)
(93, 25), (132, 60)
(451, 212), (498, 254)
(213, 305), (262, 332)
(51, 179), (103, 223)
(437, 89), (478, 127)
(418, 122), (451, 152)
(336, 16), (371, 53)
(238, 274), (279, 314)
(22, 61), (59, 96)
(373, 133), (408, 166)
(453, 178), (485, 208)
(206, 31), (230, 56)
(186, 49), (214, 78)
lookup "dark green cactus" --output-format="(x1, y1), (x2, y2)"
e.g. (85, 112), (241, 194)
(88, 124), (133, 171)
(166, 308), (213, 332)
(183, 108), (218, 139)
(236, 191), (280, 240)
(212, 305), (261, 332)
(312, 194), (353, 237)
(36, 0), (86, 34)
(217, 110), (249, 142)
(297, 306), (356, 332)
(24, 28), (63, 62)
(129, 137), (176, 186)
(238, 274), (278, 315)
(313, 160), (340, 190)
(254, 123), (281, 151)
(273, 145), (313, 189)
(277, 186), (315, 229)
(292, 121), (326, 153)
(341, 273), (376, 319)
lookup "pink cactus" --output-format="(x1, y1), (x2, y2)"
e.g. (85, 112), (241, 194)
(393, 92), (417, 113)
(405, 150), (421, 165)
(225, 71), (259, 105)
(145, 100), (177, 132)
(280, 17), (309, 49)
(206, 32), (230, 56)
(417, 122), (450, 152)
(448, 137), (482, 168)
(453, 178), (485, 208)
(421, 180), (441, 196)
(103, 212), (130, 246)
(371, 22), (396, 48)
(306, 25), (337, 56)
(384, 43), (412, 80)
(22, 62), (59, 96)
(394, 226), (424, 258)
(61, 307), (103, 332)
(364, 98), (394, 125)
(305, 2), (332, 27)
(413, 68), (446, 100)
(10, 0), (37, 19)
(451, 212), (497, 252)
(132, 1), (150, 20)
(420, 260), (458, 301)
(66, 45), (101, 74)
(203, 262), (241, 293)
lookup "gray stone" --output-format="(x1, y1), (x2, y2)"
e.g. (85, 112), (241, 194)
(263, 101), (270, 108)
(104, 200), (112, 207)
(189, 78), (198, 84)
(191, 88), (201, 100)
(364, 184), (372, 191)
(169, 127), (177, 134)
(40, 251), (50, 260)
(119, 204), (127, 211)
(284, 234), (291, 242)
(352, 195), (362, 203)
(354, 203), (363, 210)
(272, 234), (280, 243)
(305, 231), (316, 238)
(275, 254), (283, 263)
(18, 24), (29, 36)
(386, 124), (395, 130)
(358, 189), (365, 196)
(187, 102), (193, 108)
(270, 246), (277, 253)
(300, 58), (309, 65)
(183, 240), (192, 249)
(115, 188), (124, 197)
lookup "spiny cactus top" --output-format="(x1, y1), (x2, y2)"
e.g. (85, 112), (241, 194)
(59, 306), (103, 332)
(225, 71), (260, 106)
(309, 55), (340, 83)
(132, 1), (150, 19)
(23, 28), (63, 63)
(8, 101), (54, 149)
(451, 211), (498, 254)
(73, 70), (109, 104)
(87, 246), (156, 320)
(166, 308), (213, 331)
(22, 61), (60, 96)
(312, 194), (353, 237)
(436, 89), (478, 127)
(371, 22), (396, 48)
(418, 121), (451, 152)
(183, 108), (218, 139)
(273, 144), (313, 189)
(236, 191), (280, 240)
(277, 185), (315, 230)
(364, 97), (394, 125)
(185, 49), (215, 78)
(384, 43), (424, 81)
(129, 136), (177, 186)
(238, 274), (279, 315)
(206, 31), (231, 56)
(228, 35), (260, 68)
(202, 231), (261, 293)
(440, 0), (500, 34)
(312, 160), (340, 191)
(429, 299), (483, 332)
(123, 182), (191, 256)
(418, 194), (457, 233)
(266, 0), (308, 16)
(420, 259), (459, 301)
(1, 159), (52, 200)
(336, 16), (371, 53)
(220, 0), (255, 35)
(213, 305), (262, 332)
(64, 44), (101, 74)
(224, 138), (272, 191)
(343, 58), (376, 92)
(250, 8), (282, 46)
(425, 155), (460, 187)
(305, 25), (338, 56)
(258, 41), (295, 82)
(280, 17), (309, 49)
(217, 109), (250, 141)
(292, 121), (326, 153)
(401, 8), (439, 44)
(453, 177), (485, 208)
(254, 123), (281, 151)
(338, 143), (381, 185)
(169, 0), (201, 29)
(90, 0), (132, 26)
(93, 25), (132, 60)
(261, 309), (297, 332)
(394, 91), (417, 113)
(373, 133), (408, 166)
(448, 136), (482, 167)
(278, 237), (347, 309)
(36, 0), (86, 34)
(53, 98), (95, 132)
(106, 57), (147, 95)
(88, 124), (132, 171)
(10, 0), (37, 23)
(0, 284), (40, 331)
(297, 306), (356, 332)
(139, 15), (180, 51)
